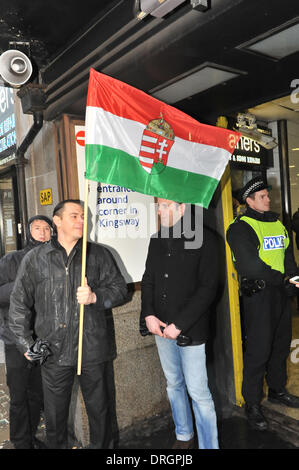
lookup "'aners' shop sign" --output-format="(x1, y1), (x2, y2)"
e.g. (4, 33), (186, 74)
(229, 135), (273, 170)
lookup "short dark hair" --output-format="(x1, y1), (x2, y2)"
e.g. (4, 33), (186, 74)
(53, 199), (83, 217)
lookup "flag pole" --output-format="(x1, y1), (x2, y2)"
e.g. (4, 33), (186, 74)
(77, 176), (89, 375)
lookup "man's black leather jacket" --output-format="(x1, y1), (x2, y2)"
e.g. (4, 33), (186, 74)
(9, 238), (128, 366)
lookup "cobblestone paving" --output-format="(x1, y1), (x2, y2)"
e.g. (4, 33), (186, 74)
(0, 364), (11, 449)
(0, 388), (9, 422)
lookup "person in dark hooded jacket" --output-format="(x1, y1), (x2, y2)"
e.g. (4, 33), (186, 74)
(0, 215), (52, 449)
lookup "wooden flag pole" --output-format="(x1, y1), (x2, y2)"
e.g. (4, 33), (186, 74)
(77, 177), (90, 375)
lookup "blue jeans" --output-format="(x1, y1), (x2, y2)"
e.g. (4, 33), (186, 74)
(155, 336), (219, 449)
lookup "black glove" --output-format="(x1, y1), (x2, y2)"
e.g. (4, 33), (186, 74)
(26, 339), (52, 365)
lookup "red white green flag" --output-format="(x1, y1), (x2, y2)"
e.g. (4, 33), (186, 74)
(85, 68), (241, 208)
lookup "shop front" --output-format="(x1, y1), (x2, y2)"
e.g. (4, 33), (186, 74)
(0, 87), (21, 256)
(221, 97), (299, 433)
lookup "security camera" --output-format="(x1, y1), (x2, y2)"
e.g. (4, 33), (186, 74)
(236, 129), (278, 150)
(234, 113), (278, 150)
(135, 0), (187, 20)
(190, 0), (209, 12)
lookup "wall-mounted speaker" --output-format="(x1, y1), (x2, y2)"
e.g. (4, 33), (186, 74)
(0, 49), (33, 87)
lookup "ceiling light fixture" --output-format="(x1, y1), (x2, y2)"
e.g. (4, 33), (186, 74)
(151, 64), (241, 103)
(239, 19), (299, 60)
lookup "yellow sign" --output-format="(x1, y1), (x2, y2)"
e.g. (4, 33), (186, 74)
(40, 188), (52, 206)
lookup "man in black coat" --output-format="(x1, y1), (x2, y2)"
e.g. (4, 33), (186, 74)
(140, 199), (219, 449)
(0, 215), (52, 449)
(9, 200), (128, 449)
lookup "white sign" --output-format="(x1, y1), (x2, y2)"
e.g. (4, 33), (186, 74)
(75, 125), (156, 282)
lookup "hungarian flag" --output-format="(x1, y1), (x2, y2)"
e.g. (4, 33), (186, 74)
(85, 68), (241, 208)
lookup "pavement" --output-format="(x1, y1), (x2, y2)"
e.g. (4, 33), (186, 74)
(0, 341), (9, 448)
(0, 337), (298, 453)
(117, 407), (298, 450)
(0, 386), (297, 452)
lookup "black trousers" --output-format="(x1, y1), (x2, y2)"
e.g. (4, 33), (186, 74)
(4, 344), (44, 449)
(241, 286), (292, 405)
(41, 360), (112, 449)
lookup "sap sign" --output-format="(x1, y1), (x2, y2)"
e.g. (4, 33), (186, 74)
(263, 235), (285, 250)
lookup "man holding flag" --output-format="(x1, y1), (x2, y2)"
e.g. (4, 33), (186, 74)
(9, 199), (128, 449)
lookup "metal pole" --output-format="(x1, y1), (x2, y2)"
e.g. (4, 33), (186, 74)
(77, 177), (89, 375)
(15, 112), (43, 245)
(15, 156), (28, 246)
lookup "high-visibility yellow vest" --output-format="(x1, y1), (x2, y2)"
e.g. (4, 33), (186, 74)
(239, 215), (289, 274)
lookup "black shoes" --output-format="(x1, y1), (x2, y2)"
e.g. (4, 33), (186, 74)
(245, 390), (299, 432)
(268, 389), (299, 408)
(245, 404), (268, 431)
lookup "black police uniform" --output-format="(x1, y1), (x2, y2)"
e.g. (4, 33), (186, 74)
(226, 177), (299, 409)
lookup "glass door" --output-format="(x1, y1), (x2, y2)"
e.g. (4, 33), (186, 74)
(0, 168), (21, 257)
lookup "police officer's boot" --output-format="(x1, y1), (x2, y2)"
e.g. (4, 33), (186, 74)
(268, 389), (299, 408)
(245, 404), (268, 431)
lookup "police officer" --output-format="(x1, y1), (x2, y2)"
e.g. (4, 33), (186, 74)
(226, 176), (299, 431)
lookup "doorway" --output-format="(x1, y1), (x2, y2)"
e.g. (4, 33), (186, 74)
(0, 167), (21, 257)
